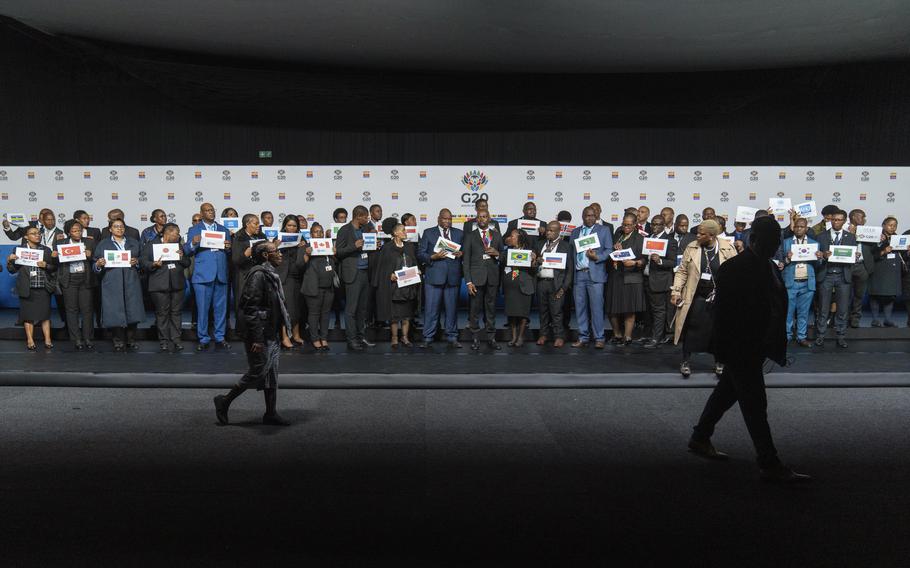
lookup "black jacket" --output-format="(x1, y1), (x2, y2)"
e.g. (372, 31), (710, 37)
(645, 232), (675, 292)
(462, 226), (504, 287)
(301, 254), (338, 296)
(56, 237), (97, 289)
(141, 237), (190, 292)
(335, 222), (370, 284)
(240, 265), (284, 343)
(536, 238), (574, 292)
(7, 245), (56, 298)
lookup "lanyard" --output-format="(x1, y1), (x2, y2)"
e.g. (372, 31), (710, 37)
(113, 238), (125, 251)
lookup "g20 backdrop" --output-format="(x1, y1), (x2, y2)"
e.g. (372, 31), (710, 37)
(0, 166), (905, 230)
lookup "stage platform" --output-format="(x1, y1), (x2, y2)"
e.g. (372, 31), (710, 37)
(2, 338), (909, 389)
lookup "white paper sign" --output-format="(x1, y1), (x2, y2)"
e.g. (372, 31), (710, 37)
(433, 236), (461, 259)
(854, 225), (882, 243)
(794, 201), (818, 219)
(362, 233), (377, 251)
(890, 234), (910, 251)
(735, 206), (759, 223)
(328, 223), (344, 239)
(609, 248), (635, 261)
(395, 266), (421, 287)
(5, 213), (28, 228)
(559, 223), (577, 237)
(769, 197), (792, 211)
(310, 238), (333, 256)
(105, 249), (132, 268)
(152, 243), (180, 261)
(790, 242), (818, 262)
(200, 231), (225, 249)
(506, 249), (533, 267)
(277, 232), (302, 249)
(642, 237), (668, 256)
(404, 226), (419, 242)
(574, 232), (601, 253)
(517, 219), (540, 233)
(14, 247), (41, 266)
(56, 242), (86, 263)
(828, 245), (857, 264)
(219, 217), (240, 232)
(541, 252), (567, 269)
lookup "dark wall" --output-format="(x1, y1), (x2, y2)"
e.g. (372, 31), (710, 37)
(1, 17), (909, 166)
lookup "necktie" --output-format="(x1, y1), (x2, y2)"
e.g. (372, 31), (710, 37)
(577, 226), (591, 268)
(834, 232), (841, 245)
(443, 228), (450, 240)
(482, 230), (490, 247)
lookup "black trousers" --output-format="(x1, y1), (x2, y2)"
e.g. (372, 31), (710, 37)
(305, 288), (334, 341)
(62, 282), (94, 344)
(151, 290), (184, 344)
(468, 282), (497, 341)
(343, 269), (370, 342)
(850, 265), (869, 324)
(692, 358), (781, 469)
(648, 288), (670, 341)
(111, 324), (138, 346)
(537, 279), (566, 339)
(816, 272), (852, 337)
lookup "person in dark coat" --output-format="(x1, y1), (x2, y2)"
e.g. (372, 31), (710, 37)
(300, 223), (337, 351)
(336, 205), (376, 350)
(607, 213), (647, 345)
(868, 217), (902, 326)
(57, 221), (97, 350)
(501, 228), (537, 347)
(505, 201), (546, 254)
(533, 221), (574, 348)
(416, 209), (464, 348)
(94, 219), (144, 351)
(276, 214), (308, 348)
(642, 215), (675, 349)
(372, 219), (420, 347)
(213, 241), (292, 426)
(142, 224), (191, 352)
(688, 216), (811, 483)
(6, 225), (56, 350)
(462, 210), (505, 350)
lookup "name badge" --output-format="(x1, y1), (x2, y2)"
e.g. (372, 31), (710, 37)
(361, 253), (368, 259)
(30, 269), (37, 277)
(482, 254), (491, 260)
(700, 272), (712, 280)
(325, 265), (333, 272)
(168, 263), (177, 270)
(887, 253), (896, 259)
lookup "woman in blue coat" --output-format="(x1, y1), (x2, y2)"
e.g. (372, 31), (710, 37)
(94, 219), (145, 351)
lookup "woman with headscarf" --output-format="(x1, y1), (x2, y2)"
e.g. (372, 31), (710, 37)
(670, 219), (737, 378)
(372, 218), (419, 347)
(501, 228), (537, 347)
(276, 214), (308, 348)
(94, 219), (145, 351)
(6, 225), (57, 350)
(607, 213), (647, 345)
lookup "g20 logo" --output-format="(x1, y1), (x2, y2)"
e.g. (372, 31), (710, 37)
(84, 191), (93, 202)
(720, 191), (729, 203)
(222, 169), (231, 181)
(554, 191), (564, 203)
(582, 169), (592, 181)
(610, 191), (620, 203)
(251, 191), (260, 203)
(832, 191), (842, 203)
(526, 169), (536, 181)
(666, 191), (675, 203)
(887, 192), (895, 203)
(693, 170), (703, 182)
(460, 170), (489, 204)
(750, 170), (759, 182)
(138, 191), (148, 202)
(305, 191), (315, 203)
(277, 169), (286, 181)
(390, 169), (399, 181)
(638, 169), (648, 181)
(109, 170), (119, 181)
(333, 169), (343, 181)
(194, 191), (204, 203)
(166, 170), (175, 181)
(362, 191), (372, 202)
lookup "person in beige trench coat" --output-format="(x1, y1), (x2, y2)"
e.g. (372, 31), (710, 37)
(671, 219), (737, 378)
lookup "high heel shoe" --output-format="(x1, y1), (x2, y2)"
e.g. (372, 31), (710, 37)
(26, 343), (36, 351)
(401, 339), (413, 348)
(44, 343), (54, 350)
(292, 337), (305, 346)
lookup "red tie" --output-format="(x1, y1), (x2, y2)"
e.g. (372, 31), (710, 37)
(482, 230), (490, 247)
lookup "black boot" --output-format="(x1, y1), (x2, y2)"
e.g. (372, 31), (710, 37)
(214, 385), (246, 425)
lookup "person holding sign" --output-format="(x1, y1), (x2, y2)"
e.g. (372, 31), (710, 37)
(94, 219), (144, 352)
(141, 223), (190, 352)
(846, 209), (877, 328)
(372, 219), (420, 348)
(534, 221), (574, 348)
(300, 223), (338, 351)
(57, 221), (97, 350)
(276, 215), (308, 348)
(570, 207), (612, 348)
(868, 217), (902, 327)
(416, 208), (464, 348)
(642, 216), (675, 349)
(185, 203), (232, 352)
(671, 219), (737, 378)
(607, 214), (647, 345)
(336, 205), (375, 351)
(213, 241), (293, 427)
(502, 229), (537, 347)
(814, 209), (857, 348)
(463, 209), (505, 350)
(6, 226), (56, 350)
(506, 202), (546, 253)
(774, 218), (819, 347)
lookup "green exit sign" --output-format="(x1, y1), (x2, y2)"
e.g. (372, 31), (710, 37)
(258, 150), (272, 159)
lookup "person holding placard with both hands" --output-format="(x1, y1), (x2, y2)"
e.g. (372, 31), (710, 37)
(867, 217), (903, 327)
(533, 221), (574, 348)
(300, 223), (337, 351)
(774, 217), (819, 347)
(94, 219), (144, 352)
(641, 215), (675, 349)
(501, 228), (537, 347)
(276, 214), (309, 349)
(373, 218), (420, 348)
(57, 220), (97, 350)
(6, 225), (57, 350)
(607, 213), (647, 345)
(814, 209), (859, 348)
(185, 202), (232, 352)
(141, 223), (190, 352)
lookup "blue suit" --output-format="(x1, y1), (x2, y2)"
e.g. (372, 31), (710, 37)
(185, 221), (231, 344)
(418, 226), (464, 342)
(775, 236), (819, 341)
(570, 223), (612, 342)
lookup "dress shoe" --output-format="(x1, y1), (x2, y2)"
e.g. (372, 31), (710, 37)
(760, 465), (812, 483)
(416, 342), (430, 349)
(608, 336), (623, 345)
(159, 342), (170, 353)
(360, 338), (376, 348)
(448, 341), (463, 349)
(75, 343), (85, 351)
(85, 343), (95, 351)
(883, 320), (897, 328)
(594, 340), (605, 349)
(215, 341), (231, 350)
(172, 342), (184, 352)
(687, 438), (729, 461)
(113, 344), (125, 353)
(536, 336), (548, 346)
(213, 395), (229, 425)
(660, 336), (673, 345)
(680, 361), (691, 378)
(836, 337), (848, 348)
(814, 337), (825, 347)
(571, 340), (588, 348)
(642, 339), (658, 349)
(262, 412), (291, 426)
(126, 343), (139, 352)
(347, 341), (364, 351)
(471, 340), (481, 351)
(797, 339), (812, 347)
(196, 342), (210, 352)
(488, 340), (502, 351)
(553, 338), (565, 348)
(871, 320), (882, 327)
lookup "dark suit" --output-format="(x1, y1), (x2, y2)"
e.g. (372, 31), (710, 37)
(536, 238), (574, 340)
(644, 232), (675, 342)
(335, 222), (371, 343)
(693, 248), (787, 469)
(301, 254), (337, 341)
(142, 238), (190, 345)
(462, 226), (504, 341)
(57, 237), (97, 345)
(417, 226), (464, 343)
(814, 229), (856, 337)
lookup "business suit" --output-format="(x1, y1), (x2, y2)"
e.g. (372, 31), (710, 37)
(536, 238), (574, 340)
(184, 221), (231, 345)
(814, 229), (856, 339)
(462, 226), (504, 342)
(57, 236), (97, 346)
(570, 223), (612, 343)
(774, 236), (820, 341)
(417, 225), (464, 343)
(644, 232), (675, 343)
(335, 222), (371, 344)
(301, 253), (338, 341)
(142, 237), (190, 347)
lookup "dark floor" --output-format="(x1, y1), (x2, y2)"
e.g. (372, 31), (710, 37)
(1, 386), (908, 566)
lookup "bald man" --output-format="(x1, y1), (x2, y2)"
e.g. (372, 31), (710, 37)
(184, 203), (233, 350)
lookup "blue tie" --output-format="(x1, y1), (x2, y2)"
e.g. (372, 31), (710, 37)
(577, 226), (591, 269)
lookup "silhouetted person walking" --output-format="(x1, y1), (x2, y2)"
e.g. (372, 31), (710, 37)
(214, 241), (292, 426)
(687, 216), (811, 483)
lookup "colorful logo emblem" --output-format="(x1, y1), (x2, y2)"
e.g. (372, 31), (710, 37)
(859, 193), (867, 201)
(278, 192), (286, 200)
(391, 192), (399, 200)
(667, 171), (675, 179)
(194, 171), (202, 179)
(167, 192), (175, 200)
(611, 171), (619, 179)
(890, 172), (897, 180)
(461, 170), (489, 192)
(56, 192), (64, 200)
(27, 171), (35, 179)
(835, 172), (843, 180)
(419, 170), (427, 179)
(554, 171), (563, 179)
(692, 193), (700, 200)
(83, 172), (91, 179)
(748, 192), (756, 200)
(223, 192), (231, 200)
(335, 192), (343, 200)
(111, 192), (119, 200)
(527, 193), (535, 200)
(778, 172), (786, 179)
(251, 171), (259, 179)
(138, 171), (146, 179)
(583, 192), (591, 200)
(306, 170), (314, 178)
(722, 171), (730, 179)
(639, 193), (647, 200)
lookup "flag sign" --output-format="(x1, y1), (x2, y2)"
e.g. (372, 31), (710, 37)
(104, 250), (132, 268)
(14, 247), (42, 267)
(201, 231), (226, 249)
(542, 252), (567, 269)
(310, 238), (333, 256)
(56, 242), (86, 262)
(507, 249), (532, 267)
(642, 237), (668, 256)
(829, 245), (857, 264)
(574, 233), (601, 252)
